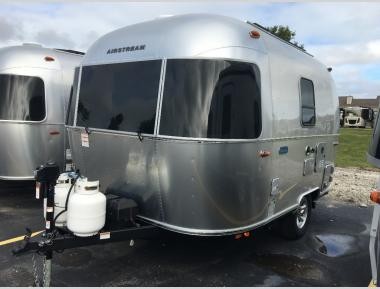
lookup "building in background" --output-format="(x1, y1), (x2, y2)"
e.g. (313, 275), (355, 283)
(339, 96), (380, 110)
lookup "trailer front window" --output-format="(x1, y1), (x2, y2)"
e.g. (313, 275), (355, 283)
(160, 59), (261, 139)
(0, 74), (45, 121)
(77, 60), (162, 134)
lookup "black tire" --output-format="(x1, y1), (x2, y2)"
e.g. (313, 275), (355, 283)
(277, 195), (312, 240)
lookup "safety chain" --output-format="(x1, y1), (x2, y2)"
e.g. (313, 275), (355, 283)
(32, 231), (57, 287)
(42, 256), (47, 287)
(32, 253), (45, 287)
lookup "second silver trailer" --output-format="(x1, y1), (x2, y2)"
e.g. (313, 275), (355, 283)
(0, 44), (83, 180)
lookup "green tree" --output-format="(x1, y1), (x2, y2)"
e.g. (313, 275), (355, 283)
(265, 25), (305, 51)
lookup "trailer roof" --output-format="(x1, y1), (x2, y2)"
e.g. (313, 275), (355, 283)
(81, 14), (326, 72)
(0, 44), (83, 71)
(81, 14), (267, 65)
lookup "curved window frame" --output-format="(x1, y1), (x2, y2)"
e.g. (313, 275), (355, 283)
(72, 57), (262, 142)
(0, 73), (47, 124)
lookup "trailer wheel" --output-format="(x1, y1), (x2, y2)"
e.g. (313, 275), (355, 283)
(277, 195), (312, 240)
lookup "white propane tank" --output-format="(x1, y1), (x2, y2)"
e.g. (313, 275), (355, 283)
(67, 180), (106, 237)
(43, 173), (73, 227)
(53, 173), (73, 227)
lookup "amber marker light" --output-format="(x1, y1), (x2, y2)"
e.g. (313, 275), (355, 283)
(370, 190), (380, 204)
(49, 131), (60, 136)
(259, 150), (271, 158)
(44, 56), (55, 62)
(249, 30), (260, 39)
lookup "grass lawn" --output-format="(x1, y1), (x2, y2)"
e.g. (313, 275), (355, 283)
(335, 128), (375, 169)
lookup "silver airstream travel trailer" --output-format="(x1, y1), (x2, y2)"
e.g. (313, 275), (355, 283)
(66, 14), (339, 239)
(0, 44), (83, 181)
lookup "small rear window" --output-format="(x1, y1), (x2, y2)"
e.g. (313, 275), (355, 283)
(0, 74), (45, 121)
(300, 78), (316, 126)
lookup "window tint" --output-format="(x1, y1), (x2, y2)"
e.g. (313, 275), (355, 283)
(0, 74), (45, 121)
(160, 59), (261, 139)
(66, 67), (80, 126)
(300, 78), (316, 126)
(77, 60), (162, 134)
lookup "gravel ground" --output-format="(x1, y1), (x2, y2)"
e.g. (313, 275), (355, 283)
(328, 167), (379, 206)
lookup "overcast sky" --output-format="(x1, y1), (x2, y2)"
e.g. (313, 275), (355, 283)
(0, 2), (379, 98)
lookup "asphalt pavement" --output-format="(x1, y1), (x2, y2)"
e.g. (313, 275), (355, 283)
(0, 183), (373, 286)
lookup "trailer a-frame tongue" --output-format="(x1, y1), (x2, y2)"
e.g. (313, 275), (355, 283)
(12, 162), (160, 286)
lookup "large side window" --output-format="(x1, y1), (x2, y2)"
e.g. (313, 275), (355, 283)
(66, 67), (80, 126)
(77, 60), (162, 134)
(0, 74), (45, 121)
(160, 59), (261, 139)
(300, 78), (316, 126)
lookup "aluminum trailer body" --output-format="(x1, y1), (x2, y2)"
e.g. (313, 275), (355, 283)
(67, 14), (339, 236)
(0, 44), (83, 180)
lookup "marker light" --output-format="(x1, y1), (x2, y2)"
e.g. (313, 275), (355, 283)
(370, 190), (380, 204)
(44, 56), (55, 62)
(243, 231), (250, 238)
(259, 150), (271, 158)
(249, 30), (260, 39)
(49, 131), (60, 136)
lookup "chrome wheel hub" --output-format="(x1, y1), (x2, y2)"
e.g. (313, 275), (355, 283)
(296, 198), (308, 229)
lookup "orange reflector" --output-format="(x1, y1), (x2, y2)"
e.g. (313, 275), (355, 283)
(49, 131), (60, 136)
(243, 231), (250, 238)
(44, 56), (55, 62)
(259, 150), (271, 158)
(235, 234), (242, 240)
(370, 190), (380, 204)
(249, 30), (260, 39)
